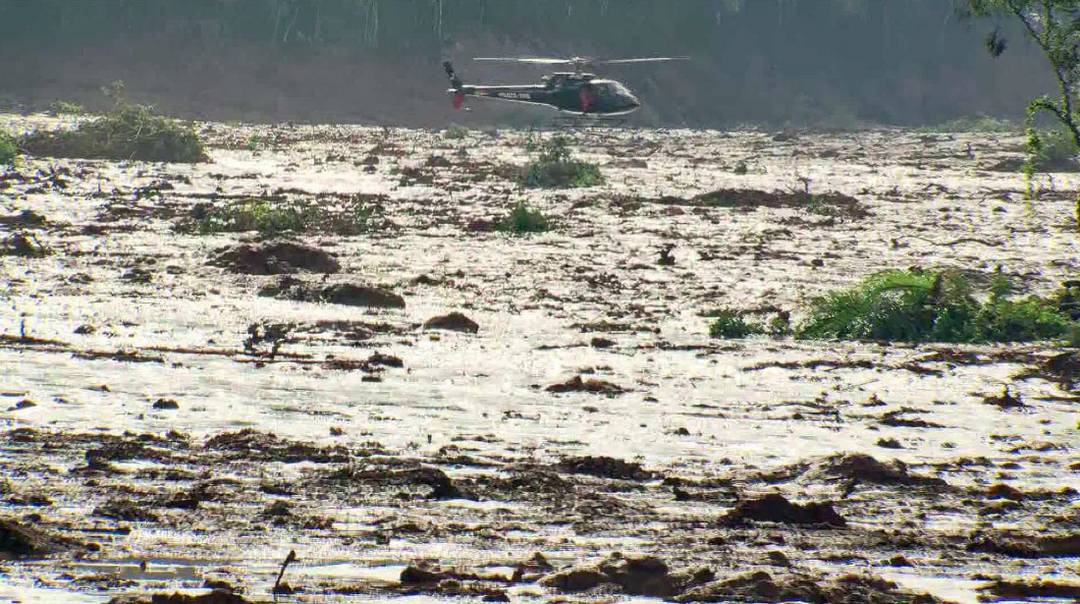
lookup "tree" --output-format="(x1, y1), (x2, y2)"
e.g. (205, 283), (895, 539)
(965, 1), (1080, 200)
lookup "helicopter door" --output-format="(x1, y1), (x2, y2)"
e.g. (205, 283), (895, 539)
(579, 85), (597, 113)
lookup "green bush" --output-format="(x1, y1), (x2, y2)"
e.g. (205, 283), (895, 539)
(22, 102), (206, 163)
(444, 124), (469, 140)
(185, 197), (370, 237)
(1031, 128), (1079, 171)
(48, 100), (85, 116)
(497, 201), (549, 234)
(708, 309), (763, 339)
(521, 136), (603, 189)
(796, 269), (1076, 343)
(0, 129), (15, 165)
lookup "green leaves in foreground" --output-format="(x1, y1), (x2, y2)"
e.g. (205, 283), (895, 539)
(711, 269), (1079, 344)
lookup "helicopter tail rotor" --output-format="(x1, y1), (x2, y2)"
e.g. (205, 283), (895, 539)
(443, 61), (467, 109)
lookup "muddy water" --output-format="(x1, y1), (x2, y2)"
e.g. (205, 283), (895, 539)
(0, 115), (1077, 603)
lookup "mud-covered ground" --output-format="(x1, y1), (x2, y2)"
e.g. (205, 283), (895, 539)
(0, 115), (1078, 603)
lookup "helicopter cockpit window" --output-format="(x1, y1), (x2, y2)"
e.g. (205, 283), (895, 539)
(591, 82), (632, 102)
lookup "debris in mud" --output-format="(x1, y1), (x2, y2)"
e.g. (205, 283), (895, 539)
(0, 210), (48, 228)
(978, 578), (1080, 601)
(555, 456), (654, 480)
(720, 493), (846, 527)
(1, 232), (49, 257)
(968, 531), (1080, 557)
(208, 241), (340, 275)
(334, 463), (473, 500)
(539, 552), (713, 598)
(152, 398), (180, 411)
(0, 518), (73, 559)
(107, 590), (252, 604)
(546, 375), (628, 395)
(94, 499), (159, 522)
(423, 312), (479, 333)
(259, 276), (405, 308)
(204, 429), (348, 463)
(982, 386), (1026, 410)
(1027, 350), (1080, 391)
(674, 570), (943, 603)
(614, 188), (869, 219)
(788, 453), (946, 487)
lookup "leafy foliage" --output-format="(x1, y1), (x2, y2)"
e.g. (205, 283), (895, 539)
(22, 84), (205, 163)
(48, 100), (85, 116)
(708, 310), (764, 339)
(497, 201), (550, 234)
(183, 197), (371, 238)
(796, 269), (1076, 343)
(0, 129), (15, 165)
(921, 114), (1018, 133)
(521, 136), (603, 189)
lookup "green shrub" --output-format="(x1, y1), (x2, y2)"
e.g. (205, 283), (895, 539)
(49, 100), (85, 116)
(497, 201), (549, 234)
(796, 269), (1076, 343)
(22, 102), (206, 163)
(708, 309), (763, 339)
(922, 115), (1018, 133)
(444, 124), (469, 140)
(0, 129), (15, 165)
(521, 136), (603, 189)
(1031, 128), (1079, 171)
(185, 197), (370, 237)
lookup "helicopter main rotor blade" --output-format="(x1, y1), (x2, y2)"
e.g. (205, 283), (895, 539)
(596, 57), (690, 65)
(473, 57), (573, 65)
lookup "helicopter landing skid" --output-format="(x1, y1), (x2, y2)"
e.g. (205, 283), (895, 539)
(552, 115), (630, 129)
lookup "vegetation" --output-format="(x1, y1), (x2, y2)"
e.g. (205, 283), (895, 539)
(443, 124), (469, 140)
(521, 136), (603, 189)
(796, 269), (1076, 344)
(497, 201), (550, 234)
(708, 310), (763, 339)
(21, 83), (206, 163)
(1030, 127), (1080, 171)
(184, 197), (371, 238)
(0, 128), (15, 165)
(921, 114), (1018, 133)
(48, 100), (85, 116)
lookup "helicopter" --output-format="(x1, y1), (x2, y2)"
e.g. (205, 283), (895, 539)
(443, 56), (688, 117)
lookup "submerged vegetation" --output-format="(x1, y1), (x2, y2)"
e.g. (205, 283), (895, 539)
(497, 201), (550, 234)
(711, 270), (1078, 344)
(21, 83), (206, 163)
(181, 197), (371, 238)
(521, 136), (603, 189)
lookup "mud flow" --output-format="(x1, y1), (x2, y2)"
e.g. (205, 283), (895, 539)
(0, 116), (1077, 603)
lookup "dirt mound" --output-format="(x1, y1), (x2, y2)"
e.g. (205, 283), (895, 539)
(968, 532), (1080, 558)
(208, 241), (340, 275)
(555, 456), (653, 481)
(720, 493), (846, 527)
(423, 312), (479, 333)
(204, 430), (348, 463)
(675, 571), (942, 603)
(0, 518), (73, 559)
(539, 552), (713, 598)
(107, 591), (251, 604)
(782, 453), (945, 487)
(260, 277), (405, 308)
(978, 578), (1080, 601)
(620, 189), (868, 219)
(546, 375), (627, 395)
(1036, 350), (1080, 391)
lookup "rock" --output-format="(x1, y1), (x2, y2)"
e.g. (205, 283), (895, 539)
(794, 453), (944, 487)
(540, 552), (712, 598)
(1, 233), (48, 258)
(153, 398), (180, 410)
(983, 386), (1026, 410)
(556, 456), (653, 481)
(546, 375), (627, 395)
(320, 284), (405, 308)
(209, 242), (339, 275)
(423, 312), (479, 333)
(401, 565), (454, 585)
(720, 493), (846, 527)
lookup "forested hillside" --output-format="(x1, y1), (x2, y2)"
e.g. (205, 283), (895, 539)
(0, 0), (1049, 127)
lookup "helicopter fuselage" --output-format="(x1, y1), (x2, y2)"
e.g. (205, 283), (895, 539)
(450, 73), (641, 116)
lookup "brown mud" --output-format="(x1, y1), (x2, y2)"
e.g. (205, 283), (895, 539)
(0, 116), (1077, 602)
